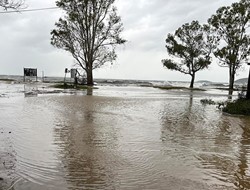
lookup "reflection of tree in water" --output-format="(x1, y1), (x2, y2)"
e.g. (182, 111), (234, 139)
(195, 116), (250, 189)
(53, 96), (120, 189)
(159, 93), (250, 188)
(234, 121), (250, 189)
(160, 93), (206, 142)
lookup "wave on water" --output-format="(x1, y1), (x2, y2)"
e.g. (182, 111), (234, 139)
(0, 74), (231, 88)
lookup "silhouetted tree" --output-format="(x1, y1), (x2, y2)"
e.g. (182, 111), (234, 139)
(0, 0), (25, 10)
(208, 0), (250, 95)
(162, 21), (217, 88)
(51, 0), (126, 85)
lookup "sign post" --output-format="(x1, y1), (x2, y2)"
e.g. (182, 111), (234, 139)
(24, 68), (37, 82)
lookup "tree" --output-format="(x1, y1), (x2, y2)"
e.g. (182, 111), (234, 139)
(51, 0), (126, 85)
(0, 0), (25, 10)
(208, 0), (250, 95)
(162, 21), (216, 88)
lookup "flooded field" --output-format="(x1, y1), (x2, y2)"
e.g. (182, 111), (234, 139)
(0, 84), (250, 189)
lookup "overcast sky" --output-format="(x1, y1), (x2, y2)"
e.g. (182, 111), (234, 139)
(0, 0), (248, 82)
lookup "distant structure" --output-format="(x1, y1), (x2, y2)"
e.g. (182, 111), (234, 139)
(23, 68), (37, 82)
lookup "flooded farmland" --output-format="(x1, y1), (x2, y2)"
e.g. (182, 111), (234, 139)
(0, 84), (250, 190)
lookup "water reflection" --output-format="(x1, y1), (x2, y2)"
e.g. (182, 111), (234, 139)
(2, 86), (250, 189)
(234, 120), (250, 189)
(160, 93), (250, 189)
(53, 96), (120, 189)
(86, 87), (93, 96)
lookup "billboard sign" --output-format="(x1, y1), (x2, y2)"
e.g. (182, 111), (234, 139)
(24, 68), (37, 77)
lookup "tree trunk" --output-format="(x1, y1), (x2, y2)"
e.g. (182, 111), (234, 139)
(246, 68), (250, 99)
(190, 73), (195, 88)
(86, 68), (94, 86)
(229, 66), (235, 96)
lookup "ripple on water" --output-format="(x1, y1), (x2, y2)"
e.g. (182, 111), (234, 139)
(0, 89), (250, 189)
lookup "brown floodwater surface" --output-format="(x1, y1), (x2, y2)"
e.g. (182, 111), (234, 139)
(0, 86), (250, 189)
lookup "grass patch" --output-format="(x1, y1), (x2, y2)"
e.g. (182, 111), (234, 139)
(0, 78), (15, 82)
(215, 87), (240, 91)
(154, 86), (206, 91)
(51, 83), (97, 90)
(223, 99), (250, 115)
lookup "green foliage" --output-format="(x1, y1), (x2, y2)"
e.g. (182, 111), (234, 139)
(51, 0), (126, 85)
(162, 20), (216, 88)
(200, 98), (216, 105)
(0, 78), (15, 82)
(223, 99), (250, 115)
(208, 0), (250, 90)
(162, 59), (179, 70)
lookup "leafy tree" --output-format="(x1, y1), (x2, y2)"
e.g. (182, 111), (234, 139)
(162, 21), (216, 88)
(51, 0), (126, 85)
(0, 0), (25, 10)
(208, 0), (250, 94)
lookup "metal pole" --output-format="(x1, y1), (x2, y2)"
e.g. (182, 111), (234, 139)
(23, 68), (25, 82)
(42, 71), (44, 82)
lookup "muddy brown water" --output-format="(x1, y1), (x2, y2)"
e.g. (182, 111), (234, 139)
(0, 86), (250, 189)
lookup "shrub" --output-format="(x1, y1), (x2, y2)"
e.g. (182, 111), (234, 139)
(200, 98), (216, 105)
(223, 99), (250, 115)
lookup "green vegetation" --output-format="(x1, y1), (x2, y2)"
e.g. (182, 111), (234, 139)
(0, 78), (15, 82)
(223, 99), (250, 116)
(51, 0), (126, 85)
(51, 83), (97, 90)
(162, 0), (250, 93)
(153, 86), (206, 91)
(208, 0), (250, 94)
(200, 98), (216, 105)
(162, 21), (216, 88)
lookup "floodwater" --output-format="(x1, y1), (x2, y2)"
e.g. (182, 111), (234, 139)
(1, 84), (250, 189)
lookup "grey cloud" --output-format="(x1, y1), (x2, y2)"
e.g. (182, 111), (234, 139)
(0, 0), (247, 81)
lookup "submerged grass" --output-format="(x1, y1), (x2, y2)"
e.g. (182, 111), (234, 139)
(51, 83), (97, 90)
(154, 86), (206, 91)
(0, 78), (15, 82)
(223, 99), (250, 115)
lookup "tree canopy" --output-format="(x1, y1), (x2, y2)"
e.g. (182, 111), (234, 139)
(162, 21), (217, 88)
(208, 0), (250, 93)
(0, 0), (25, 10)
(51, 0), (126, 85)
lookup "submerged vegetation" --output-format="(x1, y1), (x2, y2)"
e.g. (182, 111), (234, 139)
(51, 83), (97, 90)
(0, 78), (15, 82)
(154, 86), (206, 91)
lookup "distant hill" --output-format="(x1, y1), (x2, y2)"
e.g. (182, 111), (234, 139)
(235, 78), (248, 84)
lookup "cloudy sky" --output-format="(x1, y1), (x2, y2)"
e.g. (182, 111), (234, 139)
(0, 0), (247, 82)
